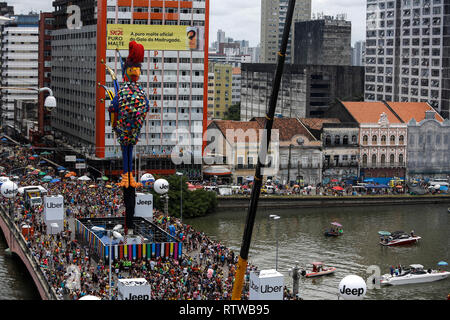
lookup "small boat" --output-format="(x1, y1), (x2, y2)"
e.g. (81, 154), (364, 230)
(381, 264), (450, 286)
(302, 262), (336, 278)
(379, 230), (421, 246)
(324, 222), (343, 237)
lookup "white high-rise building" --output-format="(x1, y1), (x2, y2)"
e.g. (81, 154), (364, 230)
(352, 40), (365, 66)
(365, 0), (449, 119)
(260, 0), (311, 64)
(217, 29), (226, 43)
(0, 14), (39, 129)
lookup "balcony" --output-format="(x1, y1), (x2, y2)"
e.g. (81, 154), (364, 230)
(323, 161), (359, 169)
(360, 162), (405, 168)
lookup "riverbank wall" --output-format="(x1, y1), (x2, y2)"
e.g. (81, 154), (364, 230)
(216, 195), (450, 210)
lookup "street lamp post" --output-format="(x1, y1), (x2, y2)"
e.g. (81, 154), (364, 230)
(108, 230), (112, 300)
(269, 214), (281, 271)
(176, 172), (183, 223)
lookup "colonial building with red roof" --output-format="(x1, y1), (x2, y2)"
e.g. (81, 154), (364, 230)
(327, 101), (444, 179)
(205, 118), (322, 185)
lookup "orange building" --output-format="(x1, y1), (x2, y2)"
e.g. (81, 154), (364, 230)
(50, 0), (209, 180)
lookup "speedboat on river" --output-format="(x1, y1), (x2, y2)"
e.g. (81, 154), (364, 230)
(380, 264), (450, 286)
(301, 262), (336, 278)
(378, 230), (421, 246)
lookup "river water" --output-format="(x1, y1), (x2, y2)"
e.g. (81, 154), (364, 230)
(185, 204), (450, 300)
(0, 231), (40, 299)
(0, 204), (448, 300)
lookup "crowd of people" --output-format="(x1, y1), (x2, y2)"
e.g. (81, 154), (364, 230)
(1, 143), (300, 300)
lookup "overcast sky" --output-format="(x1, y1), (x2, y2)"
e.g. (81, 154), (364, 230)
(11, 0), (366, 47)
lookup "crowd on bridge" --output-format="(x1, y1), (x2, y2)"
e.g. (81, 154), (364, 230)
(0, 143), (300, 300)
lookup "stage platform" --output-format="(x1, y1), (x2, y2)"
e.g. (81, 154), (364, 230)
(75, 217), (183, 262)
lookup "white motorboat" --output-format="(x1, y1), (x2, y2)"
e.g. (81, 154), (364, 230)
(379, 230), (421, 246)
(380, 264), (450, 286)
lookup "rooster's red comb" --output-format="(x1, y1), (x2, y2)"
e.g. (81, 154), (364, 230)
(126, 41), (144, 67)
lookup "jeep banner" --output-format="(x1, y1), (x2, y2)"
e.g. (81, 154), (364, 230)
(249, 269), (284, 300)
(118, 278), (151, 301)
(135, 193), (153, 220)
(44, 195), (64, 221)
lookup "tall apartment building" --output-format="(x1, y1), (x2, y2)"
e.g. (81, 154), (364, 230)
(50, 0), (209, 178)
(231, 67), (241, 106)
(294, 17), (352, 66)
(240, 63), (307, 120)
(0, 14), (39, 130)
(217, 29), (225, 44)
(352, 40), (366, 66)
(207, 62), (232, 119)
(37, 12), (54, 139)
(365, 0), (450, 119)
(240, 63), (364, 120)
(260, 0), (311, 64)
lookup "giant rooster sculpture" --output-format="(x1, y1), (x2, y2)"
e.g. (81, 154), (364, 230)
(101, 41), (150, 235)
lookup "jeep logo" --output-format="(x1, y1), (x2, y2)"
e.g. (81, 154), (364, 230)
(137, 200), (152, 206)
(3, 188), (16, 195)
(125, 293), (150, 300)
(339, 285), (365, 297)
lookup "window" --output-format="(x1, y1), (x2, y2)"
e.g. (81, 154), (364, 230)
(399, 154), (404, 164)
(343, 135), (349, 145)
(352, 135), (357, 144)
(363, 135), (368, 145)
(325, 135), (331, 145)
(436, 134), (441, 145)
(381, 135), (387, 145)
(381, 154), (386, 164)
(372, 154), (377, 164)
(399, 135), (405, 144)
(390, 154), (395, 164)
(390, 135), (396, 144)
(372, 135), (378, 144)
(334, 135), (340, 145)
(363, 154), (368, 164)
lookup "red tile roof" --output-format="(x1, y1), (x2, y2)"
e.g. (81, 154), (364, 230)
(340, 101), (444, 124)
(298, 118), (341, 131)
(252, 117), (316, 141)
(340, 101), (403, 124)
(208, 118), (315, 142)
(386, 102), (444, 123)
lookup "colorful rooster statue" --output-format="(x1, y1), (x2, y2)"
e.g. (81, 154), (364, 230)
(101, 41), (150, 235)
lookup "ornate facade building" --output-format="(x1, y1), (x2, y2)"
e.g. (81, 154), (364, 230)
(327, 101), (444, 179)
(359, 113), (407, 178)
(407, 110), (450, 180)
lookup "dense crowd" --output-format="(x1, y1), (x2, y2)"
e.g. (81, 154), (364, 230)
(1, 143), (300, 300)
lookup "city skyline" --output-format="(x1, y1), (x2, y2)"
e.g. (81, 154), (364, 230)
(10, 0), (367, 47)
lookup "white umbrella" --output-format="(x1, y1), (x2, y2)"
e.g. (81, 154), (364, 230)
(78, 175), (91, 181)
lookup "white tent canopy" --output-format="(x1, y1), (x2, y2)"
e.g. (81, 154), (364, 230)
(78, 176), (92, 181)
(18, 185), (47, 194)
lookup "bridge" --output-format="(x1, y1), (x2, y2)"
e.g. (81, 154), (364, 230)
(0, 205), (59, 300)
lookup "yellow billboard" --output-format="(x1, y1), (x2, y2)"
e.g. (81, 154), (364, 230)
(107, 24), (204, 51)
